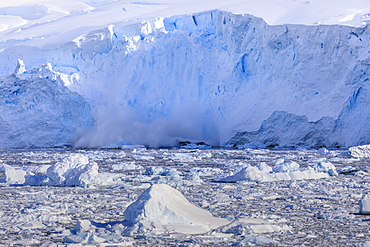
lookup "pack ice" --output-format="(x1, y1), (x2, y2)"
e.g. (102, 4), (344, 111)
(64, 183), (289, 242)
(0, 7), (370, 148)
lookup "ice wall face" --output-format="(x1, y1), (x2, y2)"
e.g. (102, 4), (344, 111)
(0, 62), (94, 148)
(0, 10), (369, 148)
(226, 112), (337, 148)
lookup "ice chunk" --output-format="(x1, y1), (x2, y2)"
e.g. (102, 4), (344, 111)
(19, 220), (45, 230)
(359, 193), (370, 214)
(317, 148), (332, 155)
(273, 160), (300, 173)
(124, 184), (229, 235)
(14, 59), (26, 75)
(349, 144), (370, 158)
(44, 153), (117, 187)
(217, 163), (330, 183)
(183, 172), (203, 185)
(257, 163), (272, 173)
(46, 153), (89, 186)
(238, 235), (278, 245)
(112, 162), (143, 171)
(72, 220), (94, 234)
(0, 164), (26, 185)
(144, 166), (178, 176)
(218, 166), (275, 183)
(312, 162), (338, 176)
(219, 217), (290, 235)
(180, 142), (212, 149)
(188, 167), (223, 177)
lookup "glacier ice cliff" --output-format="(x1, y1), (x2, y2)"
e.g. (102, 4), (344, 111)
(0, 10), (369, 148)
(227, 87), (370, 148)
(0, 61), (94, 148)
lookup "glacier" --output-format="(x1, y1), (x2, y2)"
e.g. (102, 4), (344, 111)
(0, 60), (94, 148)
(0, 9), (370, 148)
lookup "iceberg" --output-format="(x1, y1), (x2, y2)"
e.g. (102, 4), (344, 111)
(348, 144), (370, 158)
(216, 161), (335, 183)
(123, 183), (229, 235)
(360, 193), (370, 215)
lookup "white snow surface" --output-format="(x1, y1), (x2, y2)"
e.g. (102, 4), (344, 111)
(0, 1), (370, 147)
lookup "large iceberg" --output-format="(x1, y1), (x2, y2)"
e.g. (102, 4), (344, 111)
(124, 183), (229, 235)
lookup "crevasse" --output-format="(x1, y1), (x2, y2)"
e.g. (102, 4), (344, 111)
(0, 10), (369, 148)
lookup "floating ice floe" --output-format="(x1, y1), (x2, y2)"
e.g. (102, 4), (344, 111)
(111, 162), (143, 171)
(17, 153), (122, 187)
(144, 166), (179, 176)
(348, 144), (370, 158)
(143, 166), (203, 186)
(219, 217), (290, 235)
(0, 163), (27, 185)
(19, 220), (46, 230)
(216, 160), (336, 183)
(64, 219), (106, 244)
(317, 148), (332, 155)
(188, 167), (223, 177)
(359, 193), (370, 215)
(45, 153), (121, 187)
(180, 142), (212, 149)
(169, 152), (198, 162)
(123, 183), (229, 236)
(237, 235), (278, 245)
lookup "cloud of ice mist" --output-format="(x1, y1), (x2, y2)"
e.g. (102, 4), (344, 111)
(74, 100), (220, 148)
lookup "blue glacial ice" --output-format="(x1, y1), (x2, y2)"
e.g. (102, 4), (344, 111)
(0, 10), (369, 148)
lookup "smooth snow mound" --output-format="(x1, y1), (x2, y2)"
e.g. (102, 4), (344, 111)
(124, 183), (229, 235)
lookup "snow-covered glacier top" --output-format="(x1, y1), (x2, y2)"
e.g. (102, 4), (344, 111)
(0, 0), (370, 148)
(1, 0), (370, 49)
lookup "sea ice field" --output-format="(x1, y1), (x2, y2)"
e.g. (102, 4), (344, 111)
(1, 146), (370, 246)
